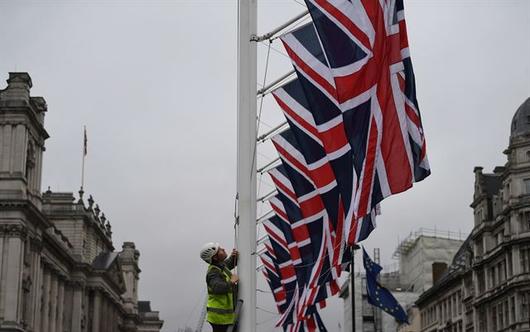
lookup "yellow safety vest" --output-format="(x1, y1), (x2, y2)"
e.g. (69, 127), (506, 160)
(206, 264), (235, 325)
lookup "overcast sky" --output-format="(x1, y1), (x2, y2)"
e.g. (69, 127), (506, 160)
(0, 0), (529, 331)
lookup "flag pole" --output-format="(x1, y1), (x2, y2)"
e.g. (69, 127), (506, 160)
(351, 245), (360, 332)
(237, 0), (257, 331)
(81, 125), (87, 190)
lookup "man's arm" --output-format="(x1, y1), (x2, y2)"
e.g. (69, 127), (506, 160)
(224, 249), (239, 270)
(206, 268), (232, 294)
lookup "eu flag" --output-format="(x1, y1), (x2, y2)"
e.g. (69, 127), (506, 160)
(362, 248), (408, 324)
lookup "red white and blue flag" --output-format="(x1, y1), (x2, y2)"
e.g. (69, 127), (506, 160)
(260, 248), (328, 331)
(260, 0), (429, 327)
(279, 0), (429, 244)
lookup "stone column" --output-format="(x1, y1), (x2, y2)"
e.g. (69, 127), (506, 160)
(49, 272), (58, 332)
(34, 260), (44, 330)
(91, 290), (101, 332)
(105, 298), (112, 332)
(56, 279), (65, 332)
(0, 226), (26, 327)
(70, 282), (84, 332)
(41, 268), (51, 332)
(28, 240), (42, 330)
(100, 296), (106, 332)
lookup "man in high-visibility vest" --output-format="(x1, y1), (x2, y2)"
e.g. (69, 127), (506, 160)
(200, 242), (239, 332)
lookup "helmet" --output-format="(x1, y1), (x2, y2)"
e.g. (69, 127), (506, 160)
(200, 242), (220, 263)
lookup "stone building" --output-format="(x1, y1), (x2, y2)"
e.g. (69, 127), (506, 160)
(416, 97), (530, 332)
(0, 72), (163, 332)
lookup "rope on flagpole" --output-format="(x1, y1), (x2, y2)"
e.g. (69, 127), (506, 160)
(256, 41), (272, 135)
(250, 39), (272, 183)
(233, 192), (239, 275)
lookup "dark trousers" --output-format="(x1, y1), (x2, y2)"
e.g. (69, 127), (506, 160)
(210, 323), (231, 332)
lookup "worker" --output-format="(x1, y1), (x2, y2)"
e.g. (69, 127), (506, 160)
(200, 242), (239, 332)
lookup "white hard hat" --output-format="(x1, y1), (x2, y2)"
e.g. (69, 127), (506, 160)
(200, 242), (220, 263)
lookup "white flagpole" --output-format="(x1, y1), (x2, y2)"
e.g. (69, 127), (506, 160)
(237, 0), (257, 331)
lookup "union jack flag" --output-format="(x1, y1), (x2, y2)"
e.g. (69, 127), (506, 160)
(260, 240), (329, 331)
(269, 132), (347, 318)
(280, 0), (430, 243)
(259, 0), (429, 325)
(272, 78), (378, 247)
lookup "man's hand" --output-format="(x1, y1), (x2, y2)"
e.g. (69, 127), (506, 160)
(230, 274), (239, 285)
(231, 249), (239, 258)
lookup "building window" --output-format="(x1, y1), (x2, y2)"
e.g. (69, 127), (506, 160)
(504, 300), (509, 327)
(492, 306), (497, 331)
(447, 297), (451, 319)
(507, 251), (513, 277)
(475, 208), (483, 226)
(524, 179), (530, 194)
(478, 307), (487, 331)
(521, 247), (530, 274)
(476, 236), (484, 257)
(498, 302), (504, 329)
(522, 293), (529, 320)
(478, 270), (486, 293)
(511, 296), (516, 323)
(499, 260), (506, 282)
(456, 291), (462, 315)
(523, 211), (530, 232)
(496, 231), (503, 246)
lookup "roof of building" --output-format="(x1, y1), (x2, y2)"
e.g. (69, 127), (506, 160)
(92, 252), (119, 270)
(511, 97), (530, 138)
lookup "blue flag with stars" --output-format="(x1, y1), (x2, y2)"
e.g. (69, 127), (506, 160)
(362, 248), (409, 324)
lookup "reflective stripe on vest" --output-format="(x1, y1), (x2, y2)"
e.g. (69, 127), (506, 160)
(206, 307), (234, 314)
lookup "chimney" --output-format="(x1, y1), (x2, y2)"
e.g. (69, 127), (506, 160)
(1, 72), (33, 106)
(432, 262), (448, 284)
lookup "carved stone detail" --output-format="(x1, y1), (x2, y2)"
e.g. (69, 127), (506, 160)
(0, 224), (28, 237)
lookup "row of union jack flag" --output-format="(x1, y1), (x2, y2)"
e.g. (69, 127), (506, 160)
(258, 0), (430, 330)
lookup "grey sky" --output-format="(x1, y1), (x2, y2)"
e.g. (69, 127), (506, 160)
(0, 1), (529, 331)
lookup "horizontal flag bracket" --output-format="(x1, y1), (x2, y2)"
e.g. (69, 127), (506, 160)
(256, 70), (295, 96)
(251, 10), (309, 42)
(255, 246), (268, 258)
(257, 157), (280, 174)
(256, 210), (274, 224)
(257, 121), (288, 143)
(257, 189), (277, 202)
(257, 235), (268, 245)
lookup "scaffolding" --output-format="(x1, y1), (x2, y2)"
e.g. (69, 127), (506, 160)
(392, 227), (465, 259)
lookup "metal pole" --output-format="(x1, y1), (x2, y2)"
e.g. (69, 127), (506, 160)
(252, 10), (309, 42)
(351, 254), (356, 332)
(256, 70), (295, 96)
(351, 245), (360, 332)
(81, 125), (86, 190)
(237, 0), (257, 331)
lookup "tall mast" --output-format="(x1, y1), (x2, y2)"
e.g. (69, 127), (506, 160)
(237, 0), (257, 331)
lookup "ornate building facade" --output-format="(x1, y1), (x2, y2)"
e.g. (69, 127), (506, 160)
(416, 97), (530, 332)
(0, 73), (163, 332)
